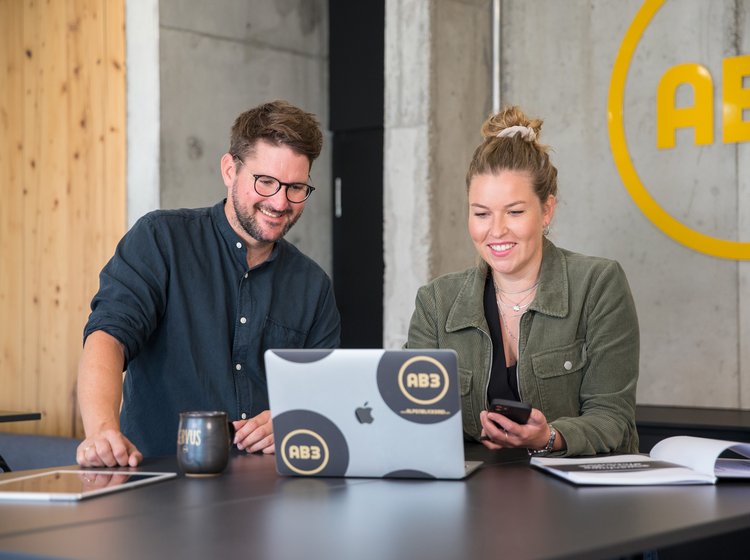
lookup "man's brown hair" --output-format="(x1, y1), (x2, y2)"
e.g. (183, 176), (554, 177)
(229, 100), (323, 166)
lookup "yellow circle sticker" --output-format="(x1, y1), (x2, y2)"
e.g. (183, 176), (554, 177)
(397, 355), (450, 406)
(607, 0), (750, 259)
(280, 429), (330, 476)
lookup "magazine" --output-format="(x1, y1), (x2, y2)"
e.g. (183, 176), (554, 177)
(530, 436), (750, 485)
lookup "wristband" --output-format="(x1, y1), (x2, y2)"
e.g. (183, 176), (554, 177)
(528, 425), (556, 457)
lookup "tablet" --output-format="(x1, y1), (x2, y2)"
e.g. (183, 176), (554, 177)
(0, 469), (177, 502)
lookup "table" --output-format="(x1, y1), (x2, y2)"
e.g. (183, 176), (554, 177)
(1, 446), (749, 560)
(0, 411), (42, 423)
(0, 410), (42, 473)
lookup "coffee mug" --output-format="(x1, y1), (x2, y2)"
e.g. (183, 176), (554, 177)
(177, 411), (235, 476)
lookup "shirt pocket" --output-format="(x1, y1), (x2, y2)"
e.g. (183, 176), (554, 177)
(529, 339), (587, 418)
(262, 317), (307, 350)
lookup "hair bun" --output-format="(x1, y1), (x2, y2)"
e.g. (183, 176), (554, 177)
(481, 105), (543, 141)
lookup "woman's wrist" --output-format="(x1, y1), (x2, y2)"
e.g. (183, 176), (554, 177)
(528, 424), (557, 456)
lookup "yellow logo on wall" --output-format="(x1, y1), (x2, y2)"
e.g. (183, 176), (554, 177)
(608, 0), (750, 259)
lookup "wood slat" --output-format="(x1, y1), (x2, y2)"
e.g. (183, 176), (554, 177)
(16, 0), (44, 435)
(68, 0), (104, 437)
(33, 0), (71, 436)
(0, 0), (26, 425)
(0, 0), (126, 438)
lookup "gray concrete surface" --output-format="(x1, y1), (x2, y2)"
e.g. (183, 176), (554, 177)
(157, 0), (331, 273)
(384, 0), (750, 408)
(127, 0), (750, 409)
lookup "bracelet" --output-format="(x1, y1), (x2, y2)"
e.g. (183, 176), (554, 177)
(528, 425), (556, 457)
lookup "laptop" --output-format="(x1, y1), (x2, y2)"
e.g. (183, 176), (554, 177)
(0, 470), (176, 502)
(265, 348), (482, 479)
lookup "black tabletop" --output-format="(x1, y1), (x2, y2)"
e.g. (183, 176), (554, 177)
(1, 445), (750, 559)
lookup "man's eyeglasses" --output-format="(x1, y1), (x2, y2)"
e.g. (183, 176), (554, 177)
(233, 156), (315, 203)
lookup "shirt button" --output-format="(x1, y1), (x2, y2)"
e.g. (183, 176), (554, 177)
(244, 273), (249, 279)
(236, 242), (242, 249)
(240, 317), (247, 324)
(564, 360), (573, 371)
(235, 363), (242, 371)
(241, 413), (247, 420)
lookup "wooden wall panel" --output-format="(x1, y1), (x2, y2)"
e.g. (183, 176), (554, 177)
(0, 0), (126, 438)
(0, 2), (26, 430)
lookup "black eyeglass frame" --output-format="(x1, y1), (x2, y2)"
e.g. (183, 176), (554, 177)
(232, 155), (315, 203)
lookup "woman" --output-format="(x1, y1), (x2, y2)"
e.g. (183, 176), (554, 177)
(406, 106), (639, 457)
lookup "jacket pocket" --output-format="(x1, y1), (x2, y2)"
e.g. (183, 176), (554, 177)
(458, 367), (479, 438)
(530, 339), (587, 418)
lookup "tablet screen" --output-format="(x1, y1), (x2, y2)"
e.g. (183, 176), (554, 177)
(0, 470), (176, 501)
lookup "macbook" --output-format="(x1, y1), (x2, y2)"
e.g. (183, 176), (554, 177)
(265, 348), (482, 479)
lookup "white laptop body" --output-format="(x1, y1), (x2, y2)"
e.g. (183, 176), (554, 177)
(265, 348), (481, 479)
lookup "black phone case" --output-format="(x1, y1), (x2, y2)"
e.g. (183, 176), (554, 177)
(489, 398), (531, 424)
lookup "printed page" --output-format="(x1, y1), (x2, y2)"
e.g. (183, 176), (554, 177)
(650, 436), (750, 478)
(715, 458), (750, 478)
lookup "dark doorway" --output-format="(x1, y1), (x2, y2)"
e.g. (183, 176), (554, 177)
(329, 0), (385, 348)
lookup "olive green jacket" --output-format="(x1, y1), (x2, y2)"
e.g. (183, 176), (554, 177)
(406, 239), (640, 457)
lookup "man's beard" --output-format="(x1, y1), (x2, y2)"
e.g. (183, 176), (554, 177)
(232, 183), (302, 244)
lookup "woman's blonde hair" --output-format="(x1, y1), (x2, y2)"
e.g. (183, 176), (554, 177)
(466, 105), (558, 204)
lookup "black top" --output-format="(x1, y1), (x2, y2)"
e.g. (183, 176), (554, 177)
(483, 274), (520, 402)
(84, 200), (341, 457)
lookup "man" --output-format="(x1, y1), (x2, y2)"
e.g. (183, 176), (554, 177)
(76, 100), (341, 467)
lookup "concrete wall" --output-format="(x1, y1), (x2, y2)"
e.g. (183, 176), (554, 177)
(155, 0), (332, 273)
(131, 1), (749, 409)
(384, 0), (750, 409)
(126, 0), (160, 228)
(384, 0), (491, 348)
(499, 0), (749, 408)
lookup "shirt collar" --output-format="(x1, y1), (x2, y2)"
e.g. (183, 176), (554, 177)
(212, 199), (282, 269)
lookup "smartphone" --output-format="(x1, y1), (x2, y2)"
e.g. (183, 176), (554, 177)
(489, 398), (532, 425)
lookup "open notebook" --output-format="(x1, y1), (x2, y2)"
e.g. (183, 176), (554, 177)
(531, 436), (750, 485)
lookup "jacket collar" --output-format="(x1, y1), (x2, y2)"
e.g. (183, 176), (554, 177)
(445, 238), (568, 333)
(532, 238), (568, 318)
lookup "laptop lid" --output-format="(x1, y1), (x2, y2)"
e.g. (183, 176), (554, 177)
(265, 349), (481, 479)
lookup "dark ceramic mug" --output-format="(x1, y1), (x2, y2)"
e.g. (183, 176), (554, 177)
(177, 411), (235, 476)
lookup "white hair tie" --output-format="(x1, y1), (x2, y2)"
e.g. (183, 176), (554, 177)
(497, 125), (536, 142)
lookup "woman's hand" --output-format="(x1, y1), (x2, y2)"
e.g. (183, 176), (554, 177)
(479, 407), (554, 451)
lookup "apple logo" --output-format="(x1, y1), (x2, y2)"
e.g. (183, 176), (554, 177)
(355, 402), (374, 424)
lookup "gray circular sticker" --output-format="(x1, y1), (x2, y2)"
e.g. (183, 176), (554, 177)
(376, 351), (459, 424)
(274, 410), (349, 476)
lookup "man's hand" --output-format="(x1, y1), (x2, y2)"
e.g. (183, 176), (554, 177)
(233, 410), (274, 454)
(76, 429), (143, 467)
(77, 331), (137, 467)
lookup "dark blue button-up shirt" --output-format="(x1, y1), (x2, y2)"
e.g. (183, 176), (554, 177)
(84, 200), (341, 457)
